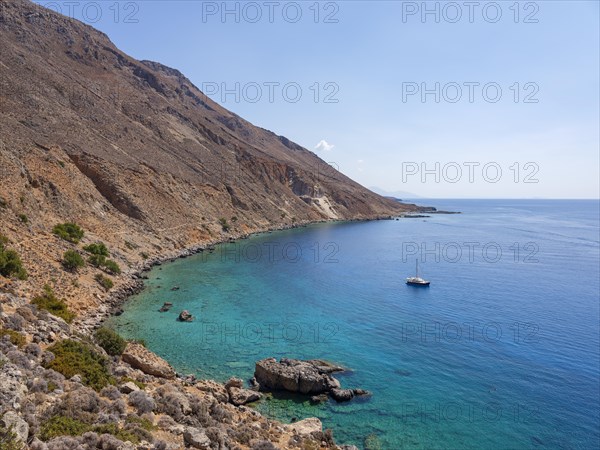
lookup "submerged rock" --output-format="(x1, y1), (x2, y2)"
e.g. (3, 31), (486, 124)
(310, 393), (329, 404)
(177, 310), (193, 322)
(159, 302), (173, 312)
(330, 388), (372, 402)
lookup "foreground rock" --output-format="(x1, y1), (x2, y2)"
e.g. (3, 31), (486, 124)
(254, 358), (343, 395)
(121, 343), (176, 379)
(0, 294), (346, 449)
(330, 388), (371, 402)
(183, 427), (211, 449)
(1, 411), (29, 444)
(224, 377), (262, 405)
(228, 386), (262, 406)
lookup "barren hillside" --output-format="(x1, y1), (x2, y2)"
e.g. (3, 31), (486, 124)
(0, 0), (415, 314)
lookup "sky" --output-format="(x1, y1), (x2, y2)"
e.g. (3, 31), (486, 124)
(31, 1), (600, 198)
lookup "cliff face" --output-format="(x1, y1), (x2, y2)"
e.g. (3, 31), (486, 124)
(0, 0), (415, 311)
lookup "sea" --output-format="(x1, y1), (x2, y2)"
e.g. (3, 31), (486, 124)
(107, 199), (600, 449)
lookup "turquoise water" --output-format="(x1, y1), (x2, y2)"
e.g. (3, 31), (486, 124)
(108, 200), (600, 449)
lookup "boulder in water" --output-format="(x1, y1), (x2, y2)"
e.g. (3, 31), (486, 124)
(177, 310), (193, 322)
(158, 302), (173, 312)
(254, 358), (343, 395)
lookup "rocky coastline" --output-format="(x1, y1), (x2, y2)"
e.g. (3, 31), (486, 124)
(1, 216), (400, 449)
(73, 215), (402, 334)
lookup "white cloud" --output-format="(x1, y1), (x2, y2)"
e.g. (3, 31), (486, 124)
(314, 140), (335, 152)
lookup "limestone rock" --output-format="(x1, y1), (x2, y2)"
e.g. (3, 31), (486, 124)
(254, 358), (343, 395)
(0, 365), (28, 410)
(1, 411), (29, 444)
(285, 417), (322, 436)
(195, 380), (229, 404)
(228, 386), (261, 406)
(225, 377), (243, 390)
(120, 381), (140, 394)
(121, 343), (175, 379)
(183, 427), (211, 449)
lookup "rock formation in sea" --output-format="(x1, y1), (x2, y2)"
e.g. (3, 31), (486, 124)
(254, 358), (371, 402)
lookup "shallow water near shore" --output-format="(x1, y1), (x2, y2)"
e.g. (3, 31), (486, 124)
(107, 199), (600, 449)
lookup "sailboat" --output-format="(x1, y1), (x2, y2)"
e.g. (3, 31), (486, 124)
(406, 259), (430, 286)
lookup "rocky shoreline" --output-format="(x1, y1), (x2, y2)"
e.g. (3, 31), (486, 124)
(73, 215), (401, 334)
(2, 212), (427, 450)
(1, 216), (410, 448)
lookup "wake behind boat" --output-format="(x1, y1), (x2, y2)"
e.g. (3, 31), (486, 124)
(406, 260), (430, 286)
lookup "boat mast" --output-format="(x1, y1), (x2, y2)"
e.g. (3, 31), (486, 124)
(415, 259), (419, 278)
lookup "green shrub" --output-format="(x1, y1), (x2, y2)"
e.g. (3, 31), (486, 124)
(94, 273), (113, 291)
(0, 329), (26, 348)
(0, 197), (7, 209)
(52, 222), (84, 243)
(219, 217), (230, 232)
(140, 252), (149, 259)
(102, 259), (121, 275)
(125, 415), (155, 431)
(62, 250), (85, 272)
(93, 423), (141, 444)
(94, 327), (126, 356)
(17, 214), (28, 224)
(83, 242), (109, 256)
(88, 254), (106, 268)
(31, 285), (76, 323)
(0, 240), (28, 280)
(121, 377), (146, 390)
(39, 416), (142, 443)
(45, 340), (113, 391)
(39, 416), (90, 441)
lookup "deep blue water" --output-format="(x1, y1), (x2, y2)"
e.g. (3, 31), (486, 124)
(108, 200), (600, 449)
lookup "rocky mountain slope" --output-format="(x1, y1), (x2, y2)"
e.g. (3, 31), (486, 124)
(0, 0), (417, 313)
